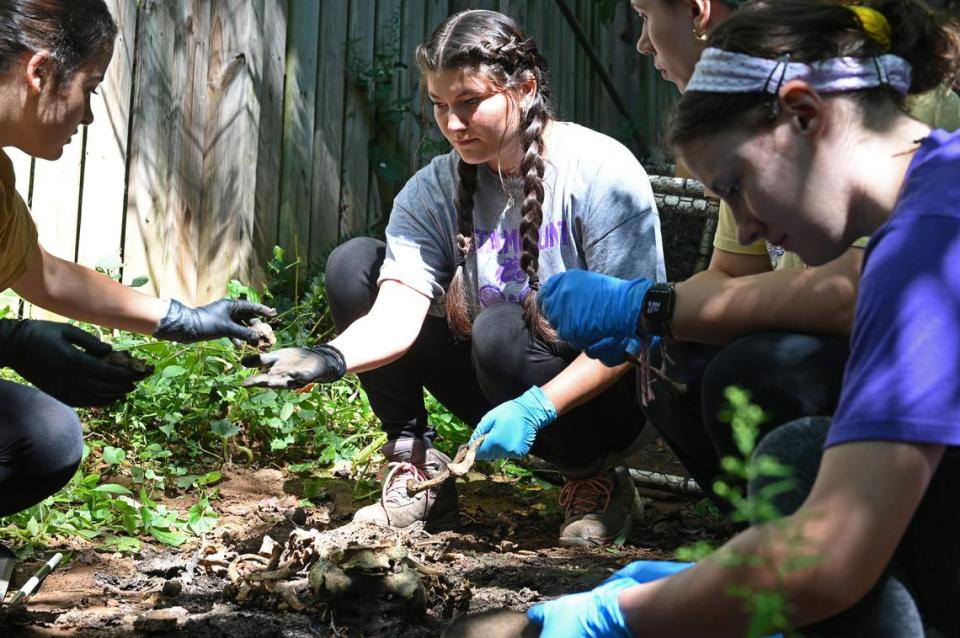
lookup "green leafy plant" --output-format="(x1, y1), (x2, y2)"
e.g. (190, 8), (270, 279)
(675, 387), (804, 638)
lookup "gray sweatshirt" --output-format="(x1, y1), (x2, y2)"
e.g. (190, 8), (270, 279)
(380, 121), (666, 318)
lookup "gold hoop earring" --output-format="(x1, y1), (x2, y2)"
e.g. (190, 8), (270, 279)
(692, 18), (707, 41)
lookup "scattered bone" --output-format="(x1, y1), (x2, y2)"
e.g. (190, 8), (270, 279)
(247, 318), (277, 350)
(407, 435), (486, 496)
(227, 553), (269, 584)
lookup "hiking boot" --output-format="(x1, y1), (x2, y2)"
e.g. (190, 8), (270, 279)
(558, 466), (643, 547)
(352, 437), (458, 530)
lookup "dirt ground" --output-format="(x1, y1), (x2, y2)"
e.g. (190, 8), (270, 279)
(0, 436), (732, 638)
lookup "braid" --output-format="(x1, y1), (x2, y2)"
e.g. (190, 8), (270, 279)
(518, 95), (556, 342)
(446, 159), (480, 339)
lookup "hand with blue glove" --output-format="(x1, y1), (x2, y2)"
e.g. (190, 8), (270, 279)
(538, 270), (653, 351)
(585, 335), (643, 367)
(527, 578), (636, 638)
(469, 385), (557, 460)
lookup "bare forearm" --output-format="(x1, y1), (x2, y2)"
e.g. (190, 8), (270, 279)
(619, 442), (938, 636)
(541, 353), (629, 415)
(619, 517), (843, 637)
(14, 252), (168, 334)
(328, 313), (419, 374)
(326, 279), (430, 375)
(671, 254), (860, 345)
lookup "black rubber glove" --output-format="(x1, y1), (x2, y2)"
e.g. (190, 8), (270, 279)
(241, 344), (346, 389)
(0, 319), (150, 407)
(154, 299), (276, 346)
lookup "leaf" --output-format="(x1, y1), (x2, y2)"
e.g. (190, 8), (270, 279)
(270, 434), (295, 451)
(129, 276), (149, 288)
(99, 535), (141, 553)
(102, 446), (126, 465)
(93, 484), (134, 496)
(161, 365), (188, 378)
(175, 475), (199, 490)
(196, 471), (222, 487)
(187, 503), (218, 535)
(210, 419), (240, 438)
(280, 403), (295, 421)
(149, 527), (188, 547)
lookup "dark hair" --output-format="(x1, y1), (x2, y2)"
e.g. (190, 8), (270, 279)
(0, 0), (117, 85)
(668, 0), (960, 148)
(416, 9), (556, 341)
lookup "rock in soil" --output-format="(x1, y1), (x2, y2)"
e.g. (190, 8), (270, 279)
(133, 606), (188, 633)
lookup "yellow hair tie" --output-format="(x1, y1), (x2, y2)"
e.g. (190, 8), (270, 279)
(847, 6), (893, 53)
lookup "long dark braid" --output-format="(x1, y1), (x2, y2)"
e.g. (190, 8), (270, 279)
(517, 92), (556, 341)
(416, 10), (555, 339)
(446, 158), (479, 337)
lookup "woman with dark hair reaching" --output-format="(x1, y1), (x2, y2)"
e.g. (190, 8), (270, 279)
(0, 0), (274, 538)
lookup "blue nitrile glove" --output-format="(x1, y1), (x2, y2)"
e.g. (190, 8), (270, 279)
(585, 336), (643, 367)
(527, 578), (636, 638)
(538, 271), (653, 351)
(469, 385), (557, 460)
(600, 559), (694, 586)
(531, 565), (785, 638)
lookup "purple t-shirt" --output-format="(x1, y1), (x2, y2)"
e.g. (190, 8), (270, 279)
(827, 128), (960, 448)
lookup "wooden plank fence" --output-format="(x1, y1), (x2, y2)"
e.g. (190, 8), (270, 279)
(1, 0), (679, 316)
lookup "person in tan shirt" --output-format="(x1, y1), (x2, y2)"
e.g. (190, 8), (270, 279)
(621, 0), (959, 508)
(0, 1), (272, 525)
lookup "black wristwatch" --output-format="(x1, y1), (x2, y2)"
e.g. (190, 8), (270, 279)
(637, 283), (676, 338)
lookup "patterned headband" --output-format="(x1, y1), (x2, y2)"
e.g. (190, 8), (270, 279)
(686, 48), (912, 95)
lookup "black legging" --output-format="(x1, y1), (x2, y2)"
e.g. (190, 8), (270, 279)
(643, 334), (849, 508)
(752, 417), (960, 636)
(325, 237), (645, 476)
(0, 379), (84, 517)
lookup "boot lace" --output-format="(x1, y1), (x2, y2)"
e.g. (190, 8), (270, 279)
(559, 473), (613, 518)
(380, 461), (431, 509)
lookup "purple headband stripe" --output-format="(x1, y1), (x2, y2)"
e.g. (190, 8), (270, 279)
(687, 48), (912, 96)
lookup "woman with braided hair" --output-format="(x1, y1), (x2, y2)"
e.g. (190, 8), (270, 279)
(243, 9), (665, 544)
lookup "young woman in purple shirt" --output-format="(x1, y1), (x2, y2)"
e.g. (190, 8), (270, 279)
(531, 0), (960, 635)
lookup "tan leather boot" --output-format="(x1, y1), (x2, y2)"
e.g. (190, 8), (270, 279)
(558, 466), (643, 547)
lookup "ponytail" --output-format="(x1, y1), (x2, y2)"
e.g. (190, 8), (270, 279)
(668, 0), (960, 148)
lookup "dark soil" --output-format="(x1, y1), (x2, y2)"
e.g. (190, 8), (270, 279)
(1, 435), (732, 638)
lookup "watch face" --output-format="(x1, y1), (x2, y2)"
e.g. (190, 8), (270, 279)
(644, 285), (674, 322)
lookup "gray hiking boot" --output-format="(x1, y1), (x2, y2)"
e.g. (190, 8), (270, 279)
(352, 437), (458, 530)
(558, 466), (643, 547)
